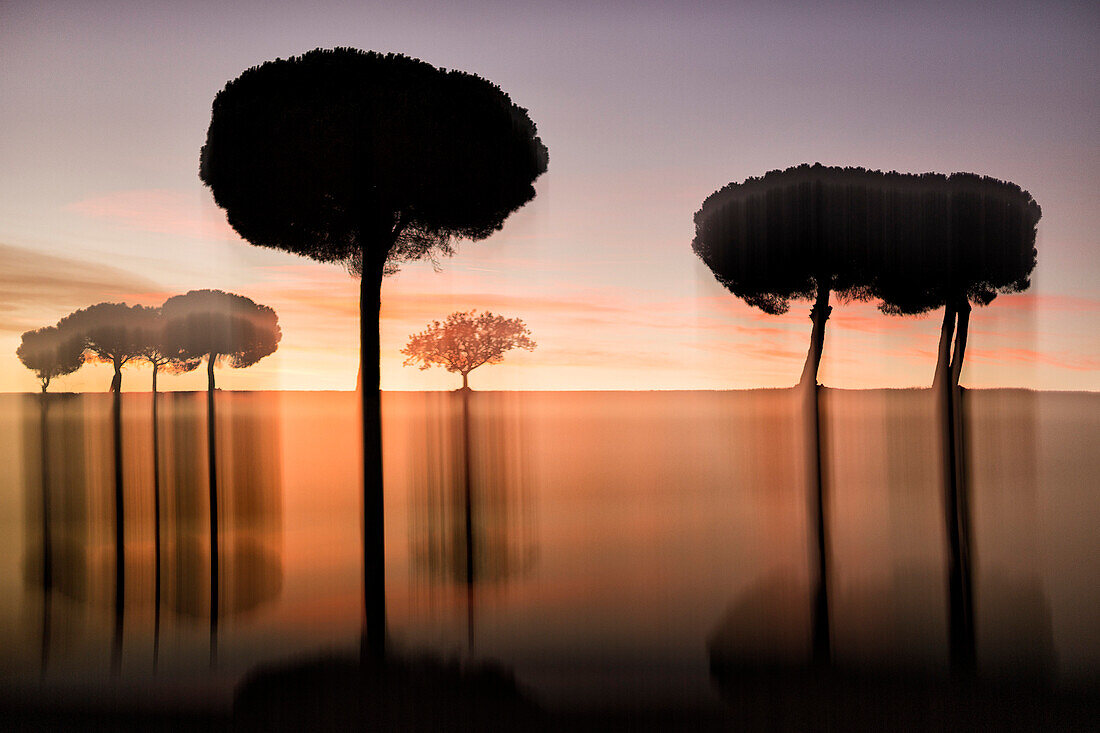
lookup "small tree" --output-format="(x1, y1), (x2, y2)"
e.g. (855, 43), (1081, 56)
(199, 47), (547, 658)
(17, 325), (85, 392)
(161, 289), (280, 391)
(57, 302), (152, 392)
(136, 307), (202, 394)
(161, 288), (279, 661)
(402, 310), (536, 390)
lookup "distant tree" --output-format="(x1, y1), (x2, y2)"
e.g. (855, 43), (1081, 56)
(402, 311), (536, 390)
(161, 289), (280, 392)
(199, 47), (548, 658)
(17, 325), (85, 392)
(57, 302), (152, 392)
(136, 307), (202, 394)
(871, 172), (1040, 671)
(161, 288), (279, 662)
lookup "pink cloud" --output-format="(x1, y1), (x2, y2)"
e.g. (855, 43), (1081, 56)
(67, 189), (240, 242)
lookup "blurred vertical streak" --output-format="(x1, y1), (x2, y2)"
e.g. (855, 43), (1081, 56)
(111, 387), (124, 677)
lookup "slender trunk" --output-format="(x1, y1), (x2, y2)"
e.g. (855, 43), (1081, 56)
(946, 299), (975, 671)
(39, 393), (51, 677)
(799, 285), (832, 666)
(111, 383), (124, 676)
(932, 305), (956, 391)
(41, 378), (49, 393)
(207, 354), (219, 668)
(152, 365), (162, 671)
(462, 388), (475, 651)
(462, 371), (469, 391)
(111, 361), (122, 393)
(361, 257), (387, 662)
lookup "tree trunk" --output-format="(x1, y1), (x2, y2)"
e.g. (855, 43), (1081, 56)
(39, 393), (51, 676)
(206, 354), (219, 667)
(111, 381), (124, 676)
(40, 377), (49, 393)
(799, 288), (832, 389)
(462, 371), (469, 391)
(152, 364), (162, 671)
(799, 286), (832, 666)
(111, 361), (122, 393)
(361, 257), (387, 662)
(932, 304), (957, 391)
(945, 298), (975, 671)
(462, 388), (475, 650)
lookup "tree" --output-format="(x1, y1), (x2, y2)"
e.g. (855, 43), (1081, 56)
(17, 325), (85, 392)
(136, 307), (202, 394)
(161, 289), (279, 663)
(872, 172), (1040, 671)
(402, 310), (536, 390)
(57, 302), (151, 392)
(161, 289), (280, 391)
(199, 47), (548, 658)
(692, 163), (895, 665)
(134, 306), (201, 669)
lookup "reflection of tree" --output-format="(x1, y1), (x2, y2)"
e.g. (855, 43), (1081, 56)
(158, 392), (283, 665)
(407, 391), (537, 649)
(21, 393), (283, 673)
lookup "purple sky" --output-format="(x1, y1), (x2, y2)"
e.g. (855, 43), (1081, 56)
(1, 0), (1097, 391)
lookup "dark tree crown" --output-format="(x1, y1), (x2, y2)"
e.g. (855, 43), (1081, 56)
(200, 47), (549, 276)
(692, 163), (1039, 315)
(17, 325), (85, 385)
(161, 289), (281, 368)
(56, 301), (154, 366)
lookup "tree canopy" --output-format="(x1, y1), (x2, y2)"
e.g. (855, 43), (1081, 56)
(402, 310), (535, 389)
(199, 47), (549, 277)
(161, 290), (280, 388)
(871, 172), (1040, 316)
(17, 325), (85, 391)
(135, 307), (202, 386)
(56, 302), (154, 391)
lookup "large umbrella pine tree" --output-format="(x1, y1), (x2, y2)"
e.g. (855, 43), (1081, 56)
(692, 164), (891, 665)
(199, 48), (548, 659)
(872, 173), (1039, 670)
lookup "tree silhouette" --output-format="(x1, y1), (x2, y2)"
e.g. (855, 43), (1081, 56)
(57, 302), (151, 392)
(161, 289), (279, 664)
(199, 47), (547, 659)
(692, 163), (900, 665)
(17, 325), (85, 392)
(136, 307), (202, 394)
(134, 306), (201, 669)
(872, 173), (1040, 671)
(161, 289), (280, 392)
(402, 310), (536, 390)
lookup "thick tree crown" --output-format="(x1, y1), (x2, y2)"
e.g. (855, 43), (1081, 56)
(56, 301), (154, 365)
(692, 163), (1039, 315)
(161, 289), (281, 368)
(200, 47), (549, 274)
(17, 325), (85, 383)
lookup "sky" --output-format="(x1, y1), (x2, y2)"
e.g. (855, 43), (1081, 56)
(1, 0), (1097, 392)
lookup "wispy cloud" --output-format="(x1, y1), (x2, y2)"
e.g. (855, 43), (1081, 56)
(66, 189), (240, 242)
(0, 242), (161, 333)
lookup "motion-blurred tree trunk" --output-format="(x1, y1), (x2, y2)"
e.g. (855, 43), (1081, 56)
(361, 250), (388, 662)
(799, 284), (832, 666)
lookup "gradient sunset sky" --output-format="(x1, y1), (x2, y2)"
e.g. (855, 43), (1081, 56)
(1, 0), (1097, 392)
